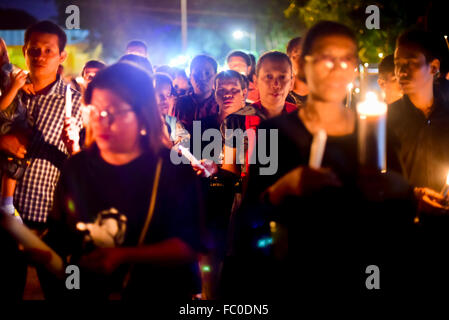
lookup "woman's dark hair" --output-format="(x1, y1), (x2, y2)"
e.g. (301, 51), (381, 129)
(299, 21), (358, 62)
(82, 60), (106, 76)
(255, 51), (292, 77)
(286, 37), (302, 56)
(214, 70), (247, 90)
(190, 54), (218, 74)
(119, 54), (154, 75)
(248, 53), (256, 82)
(24, 20), (67, 53)
(85, 63), (164, 154)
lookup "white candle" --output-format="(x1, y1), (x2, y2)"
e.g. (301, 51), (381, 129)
(441, 170), (449, 198)
(178, 145), (212, 177)
(357, 92), (387, 172)
(309, 129), (327, 169)
(65, 84), (72, 118)
(346, 83), (353, 108)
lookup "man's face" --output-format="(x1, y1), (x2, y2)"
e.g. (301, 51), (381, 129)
(394, 45), (437, 95)
(23, 32), (66, 79)
(126, 46), (146, 57)
(255, 58), (293, 109)
(83, 67), (101, 84)
(288, 44), (302, 76)
(378, 72), (403, 104)
(190, 62), (216, 96)
(227, 56), (249, 76)
(215, 78), (246, 114)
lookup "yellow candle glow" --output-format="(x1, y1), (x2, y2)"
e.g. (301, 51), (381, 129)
(357, 92), (387, 171)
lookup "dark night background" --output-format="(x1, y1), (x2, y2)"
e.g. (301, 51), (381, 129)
(0, 0), (448, 73)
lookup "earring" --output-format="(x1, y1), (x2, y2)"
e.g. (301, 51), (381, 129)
(140, 129), (147, 136)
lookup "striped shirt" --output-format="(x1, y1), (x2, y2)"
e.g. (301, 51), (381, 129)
(14, 77), (82, 223)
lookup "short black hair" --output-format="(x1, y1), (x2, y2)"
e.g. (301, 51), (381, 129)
(226, 50), (251, 67)
(286, 37), (302, 56)
(82, 60), (106, 76)
(396, 29), (443, 64)
(215, 70), (247, 90)
(153, 72), (175, 96)
(300, 21), (358, 62)
(126, 40), (147, 52)
(24, 20), (67, 52)
(190, 54), (218, 74)
(378, 54), (395, 78)
(256, 51), (292, 76)
(119, 54), (153, 75)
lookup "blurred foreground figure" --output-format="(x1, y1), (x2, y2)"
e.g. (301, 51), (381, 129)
(41, 63), (205, 300)
(222, 20), (449, 301)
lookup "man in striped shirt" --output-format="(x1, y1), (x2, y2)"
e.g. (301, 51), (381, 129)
(0, 21), (82, 230)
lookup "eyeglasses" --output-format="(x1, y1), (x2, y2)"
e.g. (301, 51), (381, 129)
(88, 105), (134, 125)
(305, 54), (358, 70)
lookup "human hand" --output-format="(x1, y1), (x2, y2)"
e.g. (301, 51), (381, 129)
(10, 70), (27, 92)
(61, 117), (80, 155)
(415, 187), (449, 216)
(191, 159), (218, 178)
(0, 134), (27, 158)
(21, 83), (35, 95)
(78, 247), (125, 275)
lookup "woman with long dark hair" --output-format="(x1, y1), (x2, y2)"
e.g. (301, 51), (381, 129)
(42, 63), (204, 300)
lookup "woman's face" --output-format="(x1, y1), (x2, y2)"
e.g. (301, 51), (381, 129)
(155, 83), (174, 115)
(89, 88), (141, 155)
(303, 35), (358, 103)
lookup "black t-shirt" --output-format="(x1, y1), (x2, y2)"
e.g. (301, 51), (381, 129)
(223, 111), (423, 299)
(46, 145), (204, 300)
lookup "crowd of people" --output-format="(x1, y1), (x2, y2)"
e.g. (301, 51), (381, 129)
(1, 18), (449, 302)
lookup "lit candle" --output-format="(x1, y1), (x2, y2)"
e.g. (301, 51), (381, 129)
(309, 129), (327, 169)
(346, 83), (353, 108)
(178, 145), (212, 177)
(357, 92), (387, 172)
(444, 35), (449, 52)
(65, 84), (72, 118)
(441, 170), (449, 198)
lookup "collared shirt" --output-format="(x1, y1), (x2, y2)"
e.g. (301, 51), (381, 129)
(387, 93), (449, 190)
(14, 76), (82, 223)
(173, 91), (219, 135)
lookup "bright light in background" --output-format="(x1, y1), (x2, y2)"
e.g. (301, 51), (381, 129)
(378, 53), (383, 58)
(364, 63), (369, 68)
(169, 55), (188, 67)
(233, 30), (245, 40)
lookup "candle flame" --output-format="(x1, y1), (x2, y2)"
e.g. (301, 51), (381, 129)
(347, 83), (353, 90)
(357, 92), (387, 116)
(446, 170), (449, 185)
